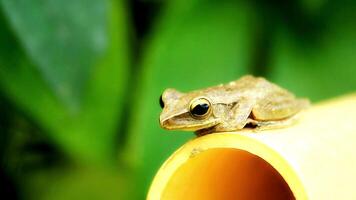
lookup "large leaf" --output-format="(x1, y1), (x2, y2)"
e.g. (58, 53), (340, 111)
(1, 0), (108, 108)
(269, 1), (356, 101)
(0, 0), (129, 163)
(23, 167), (131, 200)
(127, 0), (258, 198)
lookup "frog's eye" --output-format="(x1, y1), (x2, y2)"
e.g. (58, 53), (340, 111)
(159, 95), (164, 108)
(189, 98), (212, 119)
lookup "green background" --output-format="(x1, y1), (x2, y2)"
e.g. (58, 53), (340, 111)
(0, 0), (355, 199)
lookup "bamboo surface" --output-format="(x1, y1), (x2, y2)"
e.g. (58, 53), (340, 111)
(147, 94), (356, 200)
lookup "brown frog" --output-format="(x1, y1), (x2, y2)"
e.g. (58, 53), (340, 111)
(159, 75), (309, 135)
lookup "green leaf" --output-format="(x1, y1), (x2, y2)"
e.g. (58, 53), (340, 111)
(0, 0), (129, 163)
(269, 2), (356, 102)
(299, 0), (328, 14)
(23, 166), (132, 200)
(1, 0), (108, 108)
(126, 0), (258, 198)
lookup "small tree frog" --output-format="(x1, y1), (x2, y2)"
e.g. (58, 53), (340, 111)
(159, 75), (309, 136)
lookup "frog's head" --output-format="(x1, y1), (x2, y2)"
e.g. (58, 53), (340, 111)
(159, 88), (220, 132)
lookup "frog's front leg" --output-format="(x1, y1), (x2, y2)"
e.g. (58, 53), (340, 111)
(214, 100), (255, 132)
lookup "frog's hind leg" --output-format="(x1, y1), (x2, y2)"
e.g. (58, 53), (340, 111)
(247, 114), (300, 132)
(252, 98), (310, 121)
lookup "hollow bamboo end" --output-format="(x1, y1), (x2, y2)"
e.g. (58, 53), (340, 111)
(147, 133), (307, 200)
(162, 148), (295, 200)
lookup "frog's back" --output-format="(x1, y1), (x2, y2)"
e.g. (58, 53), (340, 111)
(218, 75), (284, 100)
(226, 75), (309, 120)
(199, 75), (278, 104)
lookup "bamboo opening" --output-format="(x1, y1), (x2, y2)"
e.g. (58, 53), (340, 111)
(161, 148), (295, 200)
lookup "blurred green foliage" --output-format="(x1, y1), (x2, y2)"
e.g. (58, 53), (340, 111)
(0, 0), (355, 199)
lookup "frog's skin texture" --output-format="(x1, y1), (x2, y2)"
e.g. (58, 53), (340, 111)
(159, 75), (310, 136)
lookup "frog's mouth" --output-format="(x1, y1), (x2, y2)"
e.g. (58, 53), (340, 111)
(160, 116), (219, 131)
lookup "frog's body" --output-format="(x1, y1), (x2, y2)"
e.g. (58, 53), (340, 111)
(159, 75), (309, 135)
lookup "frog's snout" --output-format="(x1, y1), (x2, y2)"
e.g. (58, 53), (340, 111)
(159, 116), (178, 130)
(160, 115), (186, 130)
(159, 117), (168, 129)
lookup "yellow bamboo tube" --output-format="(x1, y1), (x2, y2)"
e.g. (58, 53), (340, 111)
(147, 94), (356, 200)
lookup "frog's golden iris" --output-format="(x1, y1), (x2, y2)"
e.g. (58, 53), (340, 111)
(189, 97), (212, 119)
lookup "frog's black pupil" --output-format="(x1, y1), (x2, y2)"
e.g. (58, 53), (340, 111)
(159, 95), (164, 108)
(192, 103), (209, 116)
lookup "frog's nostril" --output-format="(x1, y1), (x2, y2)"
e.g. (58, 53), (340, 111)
(159, 95), (165, 108)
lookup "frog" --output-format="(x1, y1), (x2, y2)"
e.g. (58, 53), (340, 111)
(159, 75), (310, 136)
